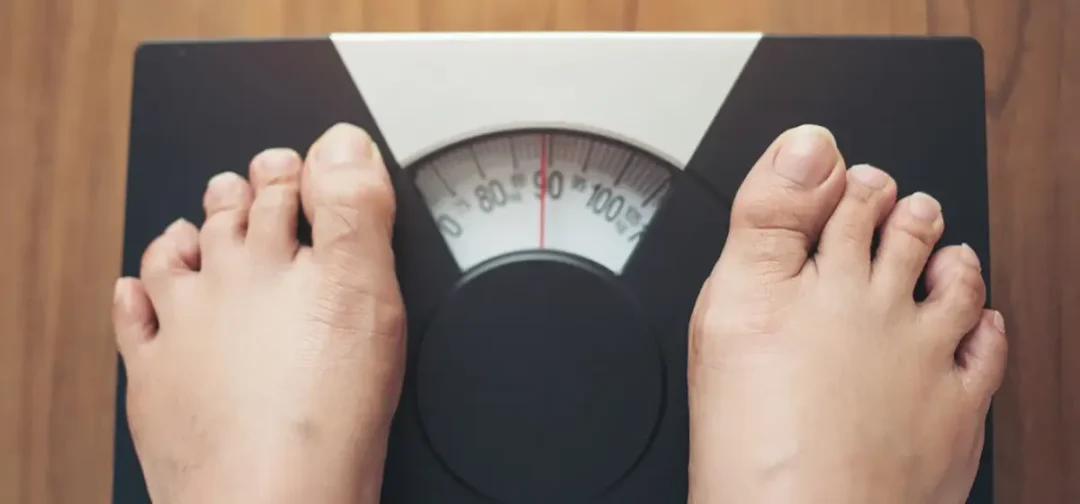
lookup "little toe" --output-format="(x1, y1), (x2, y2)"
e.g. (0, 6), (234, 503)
(140, 218), (200, 301)
(246, 148), (303, 262)
(113, 277), (157, 362)
(719, 124), (847, 282)
(919, 244), (986, 344)
(871, 192), (945, 296)
(955, 310), (1008, 403)
(200, 171), (254, 262)
(815, 164), (897, 279)
(300, 123), (396, 284)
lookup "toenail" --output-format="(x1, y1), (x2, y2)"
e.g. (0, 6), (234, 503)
(849, 164), (888, 189)
(208, 172), (243, 195)
(318, 125), (376, 166)
(257, 149), (298, 174)
(907, 192), (941, 221)
(773, 125), (837, 188)
(961, 243), (981, 269)
(992, 311), (1006, 333)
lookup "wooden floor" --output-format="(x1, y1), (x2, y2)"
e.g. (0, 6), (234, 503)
(1, 0), (1076, 502)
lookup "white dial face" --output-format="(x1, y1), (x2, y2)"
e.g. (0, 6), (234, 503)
(412, 131), (675, 274)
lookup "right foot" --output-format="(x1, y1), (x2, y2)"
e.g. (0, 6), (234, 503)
(687, 125), (1007, 503)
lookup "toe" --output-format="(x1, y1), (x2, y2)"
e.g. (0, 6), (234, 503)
(919, 244), (986, 342)
(247, 148), (303, 262)
(815, 164), (897, 279)
(719, 124), (847, 282)
(871, 192), (945, 296)
(140, 218), (200, 300)
(200, 171), (254, 260)
(955, 310), (1008, 402)
(301, 123), (396, 281)
(113, 277), (156, 361)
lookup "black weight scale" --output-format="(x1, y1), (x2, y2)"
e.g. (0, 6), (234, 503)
(113, 33), (993, 504)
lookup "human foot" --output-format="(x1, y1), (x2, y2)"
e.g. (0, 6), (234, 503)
(687, 125), (1006, 504)
(113, 124), (405, 504)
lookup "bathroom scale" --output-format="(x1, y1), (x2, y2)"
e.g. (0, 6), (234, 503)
(113, 32), (993, 504)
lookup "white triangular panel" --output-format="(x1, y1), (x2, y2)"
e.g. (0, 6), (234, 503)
(329, 32), (762, 168)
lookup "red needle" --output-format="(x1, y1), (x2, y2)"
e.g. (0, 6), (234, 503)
(539, 133), (548, 248)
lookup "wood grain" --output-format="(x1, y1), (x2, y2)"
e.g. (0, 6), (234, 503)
(0, 0), (1075, 502)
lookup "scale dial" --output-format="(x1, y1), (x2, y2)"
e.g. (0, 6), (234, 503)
(399, 129), (686, 501)
(411, 130), (676, 274)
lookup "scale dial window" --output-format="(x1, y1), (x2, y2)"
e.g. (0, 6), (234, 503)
(411, 130), (676, 274)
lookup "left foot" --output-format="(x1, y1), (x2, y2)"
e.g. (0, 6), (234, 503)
(113, 124), (406, 504)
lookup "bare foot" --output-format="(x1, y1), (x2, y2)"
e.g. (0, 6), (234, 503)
(112, 124), (405, 504)
(687, 126), (1007, 504)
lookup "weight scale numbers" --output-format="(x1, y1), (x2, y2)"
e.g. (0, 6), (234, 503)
(412, 131), (674, 274)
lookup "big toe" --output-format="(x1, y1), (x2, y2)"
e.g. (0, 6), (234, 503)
(301, 124), (405, 412)
(301, 123), (399, 294)
(718, 124), (847, 282)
